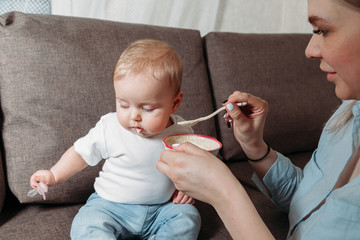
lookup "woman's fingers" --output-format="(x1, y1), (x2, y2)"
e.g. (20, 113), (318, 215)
(172, 142), (211, 156)
(225, 91), (268, 121)
(222, 91), (269, 145)
(157, 143), (207, 176)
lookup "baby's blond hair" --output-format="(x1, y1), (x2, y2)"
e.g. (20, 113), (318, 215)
(113, 39), (183, 95)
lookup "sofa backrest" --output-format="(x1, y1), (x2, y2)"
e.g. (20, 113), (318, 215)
(0, 12), (214, 204)
(204, 32), (341, 161)
(0, 155), (4, 213)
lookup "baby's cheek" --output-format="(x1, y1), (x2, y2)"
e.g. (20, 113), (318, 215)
(117, 113), (130, 130)
(145, 116), (169, 133)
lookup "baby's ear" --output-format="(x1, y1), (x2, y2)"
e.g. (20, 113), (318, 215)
(172, 91), (183, 113)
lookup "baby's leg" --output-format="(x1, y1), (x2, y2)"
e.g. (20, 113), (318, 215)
(149, 202), (201, 240)
(70, 193), (139, 240)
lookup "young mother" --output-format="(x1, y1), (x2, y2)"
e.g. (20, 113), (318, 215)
(157, 0), (360, 239)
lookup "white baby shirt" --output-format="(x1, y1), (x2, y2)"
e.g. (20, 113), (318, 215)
(74, 113), (193, 204)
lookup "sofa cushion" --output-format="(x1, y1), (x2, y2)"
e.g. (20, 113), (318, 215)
(0, 201), (82, 240)
(0, 12), (214, 203)
(0, 155), (5, 213)
(0, 184), (288, 240)
(204, 32), (341, 161)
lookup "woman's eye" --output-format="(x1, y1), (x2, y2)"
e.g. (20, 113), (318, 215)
(313, 29), (328, 36)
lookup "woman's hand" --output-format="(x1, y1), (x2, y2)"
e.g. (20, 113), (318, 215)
(224, 91), (269, 160)
(157, 142), (236, 206)
(157, 142), (275, 239)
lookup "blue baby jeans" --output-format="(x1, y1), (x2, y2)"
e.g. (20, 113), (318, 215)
(70, 193), (201, 240)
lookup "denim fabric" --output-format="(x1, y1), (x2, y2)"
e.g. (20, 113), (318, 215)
(70, 193), (201, 240)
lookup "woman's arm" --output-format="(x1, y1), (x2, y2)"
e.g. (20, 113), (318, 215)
(213, 171), (274, 240)
(224, 91), (277, 179)
(157, 143), (274, 240)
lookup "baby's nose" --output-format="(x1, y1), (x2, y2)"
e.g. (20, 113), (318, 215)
(130, 109), (142, 121)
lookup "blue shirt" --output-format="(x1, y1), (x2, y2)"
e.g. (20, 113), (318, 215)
(253, 101), (360, 239)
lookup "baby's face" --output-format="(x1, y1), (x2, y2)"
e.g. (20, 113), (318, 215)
(114, 72), (182, 137)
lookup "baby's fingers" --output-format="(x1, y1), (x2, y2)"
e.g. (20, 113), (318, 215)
(184, 197), (195, 205)
(172, 190), (184, 203)
(30, 173), (42, 188)
(30, 170), (55, 188)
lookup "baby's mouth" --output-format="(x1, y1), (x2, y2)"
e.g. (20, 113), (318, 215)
(132, 127), (143, 134)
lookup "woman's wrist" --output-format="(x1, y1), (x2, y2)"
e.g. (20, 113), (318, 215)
(241, 140), (269, 161)
(211, 170), (245, 209)
(207, 160), (242, 207)
(211, 172), (275, 240)
(244, 141), (271, 162)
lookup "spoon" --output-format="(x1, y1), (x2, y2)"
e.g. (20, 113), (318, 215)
(178, 102), (247, 127)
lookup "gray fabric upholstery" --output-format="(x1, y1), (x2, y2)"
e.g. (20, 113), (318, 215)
(204, 32), (341, 161)
(0, 155), (5, 213)
(0, 184), (288, 240)
(0, 199), (81, 239)
(0, 12), (214, 204)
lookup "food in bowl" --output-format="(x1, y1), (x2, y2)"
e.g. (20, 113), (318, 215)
(162, 134), (222, 155)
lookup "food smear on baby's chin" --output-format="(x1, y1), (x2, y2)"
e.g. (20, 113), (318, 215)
(132, 127), (143, 134)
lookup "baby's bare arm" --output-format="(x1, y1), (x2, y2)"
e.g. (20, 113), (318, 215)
(30, 146), (88, 188)
(50, 146), (88, 185)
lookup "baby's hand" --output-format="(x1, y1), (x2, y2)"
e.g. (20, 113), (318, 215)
(172, 190), (195, 204)
(30, 170), (56, 189)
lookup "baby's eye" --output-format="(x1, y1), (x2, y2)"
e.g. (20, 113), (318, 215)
(142, 107), (154, 112)
(313, 29), (328, 36)
(117, 103), (129, 109)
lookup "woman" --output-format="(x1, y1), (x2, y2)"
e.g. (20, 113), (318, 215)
(156, 0), (360, 239)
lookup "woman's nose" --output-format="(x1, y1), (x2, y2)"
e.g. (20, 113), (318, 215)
(305, 35), (321, 59)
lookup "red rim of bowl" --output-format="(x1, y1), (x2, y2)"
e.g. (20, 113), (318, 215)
(162, 134), (222, 151)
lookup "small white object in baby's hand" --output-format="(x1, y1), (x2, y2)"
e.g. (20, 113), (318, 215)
(27, 182), (48, 200)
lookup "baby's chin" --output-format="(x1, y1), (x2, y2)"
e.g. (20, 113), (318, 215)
(130, 127), (160, 138)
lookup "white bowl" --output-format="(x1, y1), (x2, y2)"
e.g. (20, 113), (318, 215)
(162, 134), (222, 155)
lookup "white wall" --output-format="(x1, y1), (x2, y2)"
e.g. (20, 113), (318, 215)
(51, 0), (312, 36)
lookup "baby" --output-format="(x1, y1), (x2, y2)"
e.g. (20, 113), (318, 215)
(30, 39), (201, 239)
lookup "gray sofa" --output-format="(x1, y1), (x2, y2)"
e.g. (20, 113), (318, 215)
(0, 12), (340, 239)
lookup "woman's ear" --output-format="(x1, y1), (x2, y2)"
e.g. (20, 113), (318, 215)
(172, 91), (183, 113)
